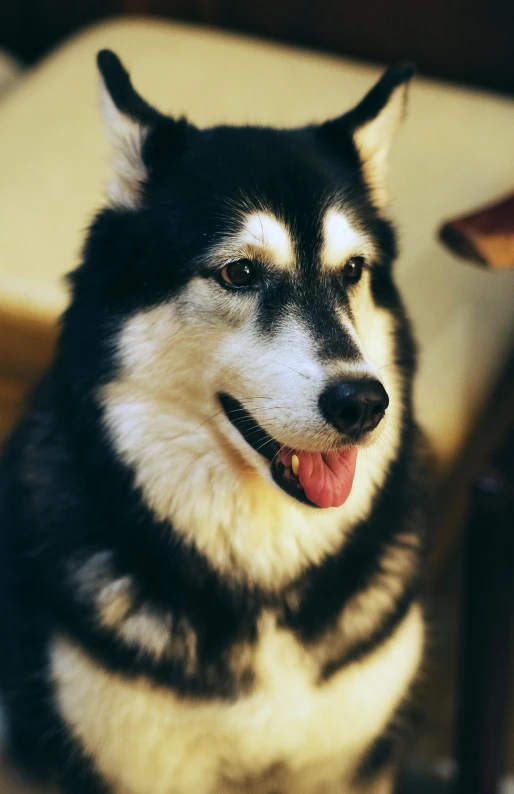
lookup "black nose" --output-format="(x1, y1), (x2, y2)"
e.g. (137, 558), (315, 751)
(319, 379), (389, 437)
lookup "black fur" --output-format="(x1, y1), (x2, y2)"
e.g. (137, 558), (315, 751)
(355, 700), (421, 786)
(0, 51), (428, 794)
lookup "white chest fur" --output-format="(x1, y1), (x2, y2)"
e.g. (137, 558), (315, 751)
(51, 605), (423, 794)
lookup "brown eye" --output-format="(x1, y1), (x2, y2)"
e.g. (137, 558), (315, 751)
(342, 256), (364, 284)
(219, 259), (256, 289)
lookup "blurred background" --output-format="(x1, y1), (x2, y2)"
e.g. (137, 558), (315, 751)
(0, 2), (513, 793)
(1, 0), (514, 94)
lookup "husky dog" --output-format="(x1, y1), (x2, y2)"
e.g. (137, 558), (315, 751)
(0, 51), (430, 794)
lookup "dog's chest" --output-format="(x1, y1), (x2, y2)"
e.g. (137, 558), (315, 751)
(51, 606), (422, 794)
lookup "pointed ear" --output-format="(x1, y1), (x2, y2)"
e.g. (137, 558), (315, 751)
(97, 50), (192, 208)
(319, 62), (415, 207)
(97, 50), (161, 208)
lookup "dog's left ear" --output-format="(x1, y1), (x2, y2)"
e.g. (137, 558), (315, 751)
(319, 63), (415, 206)
(97, 50), (193, 208)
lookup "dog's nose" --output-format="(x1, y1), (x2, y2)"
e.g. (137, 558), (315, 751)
(319, 379), (389, 437)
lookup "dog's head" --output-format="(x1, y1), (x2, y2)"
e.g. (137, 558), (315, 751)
(65, 51), (416, 574)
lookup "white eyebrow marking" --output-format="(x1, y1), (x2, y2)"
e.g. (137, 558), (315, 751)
(241, 212), (293, 268)
(321, 208), (367, 269)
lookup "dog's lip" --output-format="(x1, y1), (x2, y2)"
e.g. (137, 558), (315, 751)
(217, 392), (320, 508)
(218, 392), (279, 464)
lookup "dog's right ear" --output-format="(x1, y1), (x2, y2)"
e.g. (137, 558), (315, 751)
(97, 50), (192, 208)
(318, 63), (414, 208)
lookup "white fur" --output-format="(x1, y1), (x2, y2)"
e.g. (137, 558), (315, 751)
(242, 213), (293, 267)
(353, 83), (408, 207)
(321, 209), (373, 270)
(100, 262), (402, 590)
(83, 197), (415, 794)
(311, 534), (421, 666)
(71, 552), (135, 627)
(116, 608), (173, 660)
(348, 267), (404, 420)
(51, 604), (423, 794)
(70, 552), (193, 662)
(99, 78), (148, 208)
(205, 210), (294, 274)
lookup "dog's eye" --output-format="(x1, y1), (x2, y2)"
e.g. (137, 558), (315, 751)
(219, 259), (256, 289)
(342, 256), (364, 284)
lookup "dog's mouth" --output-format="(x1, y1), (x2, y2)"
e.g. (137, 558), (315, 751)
(218, 393), (357, 509)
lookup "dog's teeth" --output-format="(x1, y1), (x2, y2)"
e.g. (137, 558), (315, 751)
(291, 454), (300, 476)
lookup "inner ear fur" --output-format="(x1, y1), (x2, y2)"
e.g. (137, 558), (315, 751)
(319, 63), (415, 207)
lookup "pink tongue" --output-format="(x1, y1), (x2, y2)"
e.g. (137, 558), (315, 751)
(296, 448), (358, 508)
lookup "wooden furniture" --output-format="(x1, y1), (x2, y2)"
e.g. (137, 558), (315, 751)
(456, 420), (514, 794)
(0, 313), (57, 447)
(440, 193), (514, 270)
(440, 194), (514, 794)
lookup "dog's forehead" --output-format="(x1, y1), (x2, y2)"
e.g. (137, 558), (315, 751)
(165, 126), (379, 272)
(216, 206), (371, 272)
(240, 213), (293, 267)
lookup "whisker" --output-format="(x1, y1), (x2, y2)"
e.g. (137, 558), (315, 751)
(377, 359), (414, 371)
(271, 444), (288, 464)
(234, 396), (271, 401)
(224, 412), (278, 428)
(228, 419), (277, 432)
(193, 410), (226, 431)
(252, 436), (278, 456)
(225, 406), (276, 416)
(268, 358), (313, 381)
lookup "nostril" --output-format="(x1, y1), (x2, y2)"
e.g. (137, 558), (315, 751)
(365, 402), (387, 432)
(369, 396), (388, 421)
(361, 387), (389, 432)
(339, 404), (361, 428)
